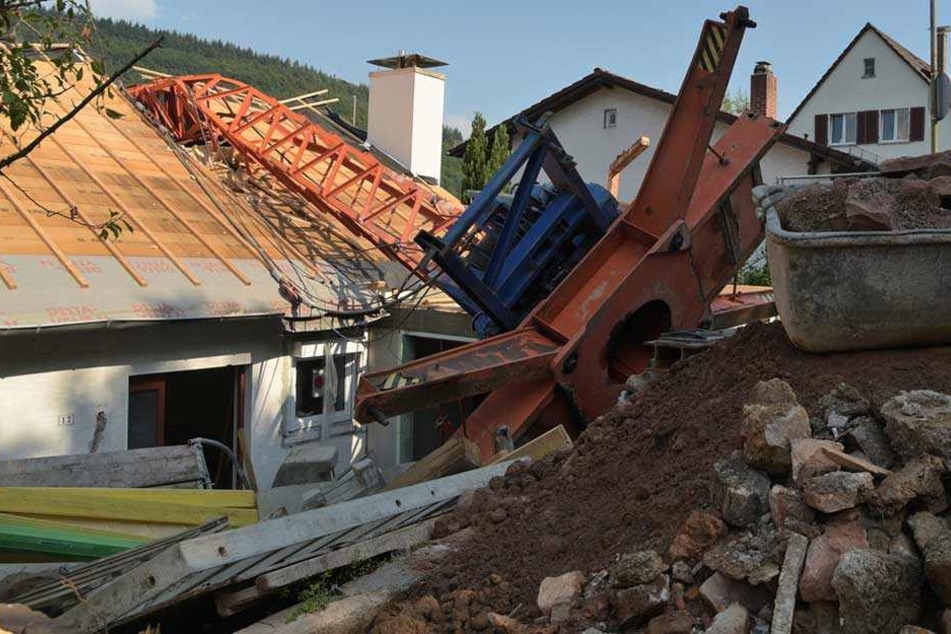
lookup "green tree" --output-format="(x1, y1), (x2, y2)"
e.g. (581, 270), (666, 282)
(461, 112), (489, 200)
(440, 125), (464, 199)
(487, 123), (510, 176)
(721, 89), (750, 115)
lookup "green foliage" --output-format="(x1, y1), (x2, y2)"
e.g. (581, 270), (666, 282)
(85, 16), (466, 198)
(285, 555), (388, 622)
(461, 112), (489, 200)
(721, 89), (750, 115)
(88, 15), (371, 128)
(738, 261), (771, 286)
(0, 2), (109, 135)
(441, 125), (464, 198)
(487, 123), (510, 177)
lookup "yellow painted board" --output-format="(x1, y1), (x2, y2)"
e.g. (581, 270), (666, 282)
(0, 489), (258, 527)
(489, 425), (573, 465)
(20, 515), (197, 541)
(0, 512), (145, 542)
(0, 488), (256, 509)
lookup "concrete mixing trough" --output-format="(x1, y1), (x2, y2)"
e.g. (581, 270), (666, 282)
(765, 209), (951, 353)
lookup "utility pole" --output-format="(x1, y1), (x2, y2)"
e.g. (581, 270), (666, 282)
(352, 95), (357, 126)
(932, 0), (939, 153)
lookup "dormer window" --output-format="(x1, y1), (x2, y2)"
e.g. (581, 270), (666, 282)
(863, 58), (876, 78)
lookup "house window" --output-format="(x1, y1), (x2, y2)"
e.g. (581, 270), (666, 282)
(863, 58), (876, 78)
(286, 340), (363, 442)
(604, 108), (617, 129)
(880, 108), (910, 142)
(829, 112), (857, 145)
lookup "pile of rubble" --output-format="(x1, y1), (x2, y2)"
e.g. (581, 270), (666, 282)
(777, 150), (951, 233)
(368, 322), (951, 633)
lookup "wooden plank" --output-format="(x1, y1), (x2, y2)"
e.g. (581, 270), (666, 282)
(489, 425), (573, 465)
(384, 436), (481, 492)
(0, 445), (205, 488)
(8, 487), (257, 509)
(54, 460), (523, 633)
(255, 518), (436, 593)
(215, 584), (266, 617)
(0, 490), (257, 527)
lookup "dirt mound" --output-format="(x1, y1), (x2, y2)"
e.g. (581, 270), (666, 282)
(378, 322), (951, 632)
(778, 177), (951, 232)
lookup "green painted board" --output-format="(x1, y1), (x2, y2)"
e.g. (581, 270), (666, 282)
(0, 519), (146, 560)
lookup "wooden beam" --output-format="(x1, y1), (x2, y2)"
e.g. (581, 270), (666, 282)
(489, 425), (572, 465)
(607, 136), (650, 198)
(46, 134), (203, 286)
(0, 259), (16, 289)
(67, 115), (253, 286)
(255, 518), (436, 593)
(0, 177), (89, 287)
(18, 151), (148, 287)
(384, 437), (481, 492)
(0, 445), (206, 489)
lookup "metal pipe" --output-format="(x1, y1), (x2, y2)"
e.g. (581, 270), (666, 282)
(932, 0), (939, 153)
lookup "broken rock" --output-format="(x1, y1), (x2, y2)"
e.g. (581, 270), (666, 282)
(668, 510), (725, 561)
(742, 378), (812, 474)
(831, 549), (923, 634)
(847, 417), (896, 469)
(769, 485), (816, 528)
(698, 572), (773, 614)
(800, 521), (869, 602)
(802, 471), (874, 513)
(715, 452), (771, 527)
(704, 525), (783, 585)
(645, 611), (694, 634)
(791, 438), (844, 485)
(870, 455), (948, 516)
(487, 612), (526, 634)
(821, 446), (891, 476)
(706, 603), (749, 634)
(614, 574), (670, 628)
(612, 550), (667, 588)
(908, 512), (951, 606)
(882, 391), (951, 463)
(537, 570), (585, 615)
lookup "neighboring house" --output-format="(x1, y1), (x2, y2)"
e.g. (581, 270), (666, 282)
(0, 54), (470, 488)
(787, 23), (942, 161)
(451, 66), (870, 203)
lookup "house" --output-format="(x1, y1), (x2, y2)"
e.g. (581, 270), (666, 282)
(786, 23), (945, 162)
(451, 66), (870, 203)
(0, 53), (472, 490)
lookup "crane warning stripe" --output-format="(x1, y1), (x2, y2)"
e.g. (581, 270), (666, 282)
(699, 24), (727, 72)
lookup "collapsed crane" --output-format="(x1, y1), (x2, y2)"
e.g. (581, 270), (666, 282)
(355, 5), (784, 457)
(130, 5), (782, 460)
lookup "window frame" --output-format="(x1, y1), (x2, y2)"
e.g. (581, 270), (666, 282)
(603, 108), (617, 129)
(862, 57), (876, 78)
(829, 112), (857, 146)
(879, 108), (911, 143)
(284, 338), (365, 444)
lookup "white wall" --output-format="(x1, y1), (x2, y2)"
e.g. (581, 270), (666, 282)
(368, 67), (445, 182)
(525, 88), (822, 203)
(787, 30), (941, 160)
(0, 319), (301, 489)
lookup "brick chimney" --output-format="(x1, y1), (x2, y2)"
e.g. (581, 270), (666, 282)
(750, 61), (777, 119)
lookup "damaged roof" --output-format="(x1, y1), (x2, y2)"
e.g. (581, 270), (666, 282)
(0, 60), (418, 331)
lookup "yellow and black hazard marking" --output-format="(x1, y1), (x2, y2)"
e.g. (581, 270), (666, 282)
(378, 371), (421, 390)
(698, 23), (727, 72)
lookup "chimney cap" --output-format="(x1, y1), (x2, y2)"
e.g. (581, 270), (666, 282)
(754, 60), (773, 73)
(367, 52), (448, 70)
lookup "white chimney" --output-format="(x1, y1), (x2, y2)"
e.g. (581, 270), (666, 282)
(367, 52), (446, 184)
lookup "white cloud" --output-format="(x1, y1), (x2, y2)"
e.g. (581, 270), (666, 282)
(88, 0), (158, 21)
(444, 113), (472, 139)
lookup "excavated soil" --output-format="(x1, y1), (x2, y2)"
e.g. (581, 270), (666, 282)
(778, 177), (951, 232)
(389, 322), (951, 631)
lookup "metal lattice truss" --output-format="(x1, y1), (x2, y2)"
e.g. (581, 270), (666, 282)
(129, 75), (462, 275)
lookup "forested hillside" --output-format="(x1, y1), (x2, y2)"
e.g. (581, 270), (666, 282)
(90, 17), (464, 196)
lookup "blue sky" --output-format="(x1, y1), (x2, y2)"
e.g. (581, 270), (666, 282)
(91, 0), (948, 135)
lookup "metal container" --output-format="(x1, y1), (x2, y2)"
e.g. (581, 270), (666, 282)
(765, 209), (951, 353)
